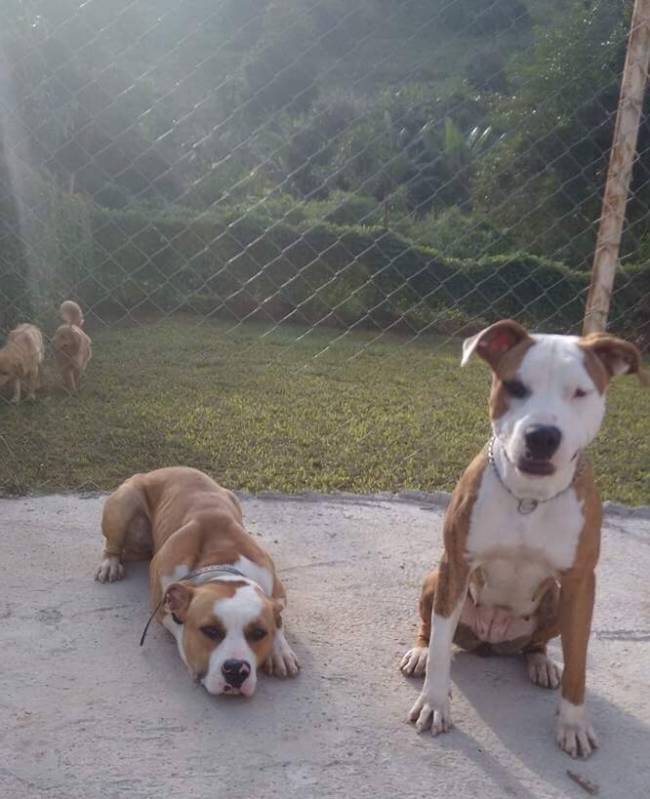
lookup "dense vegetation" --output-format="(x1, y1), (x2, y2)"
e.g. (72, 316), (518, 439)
(1, 0), (648, 338)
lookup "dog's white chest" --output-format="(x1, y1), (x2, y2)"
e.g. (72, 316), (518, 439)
(465, 467), (585, 614)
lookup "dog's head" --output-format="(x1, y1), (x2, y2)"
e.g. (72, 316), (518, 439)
(163, 579), (280, 697)
(462, 320), (646, 479)
(53, 326), (78, 356)
(0, 349), (23, 387)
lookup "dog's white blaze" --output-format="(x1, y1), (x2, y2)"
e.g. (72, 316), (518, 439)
(202, 584), (263, 696)
(493, 335), (606, 499)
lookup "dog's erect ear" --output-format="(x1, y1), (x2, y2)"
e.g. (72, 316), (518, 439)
(164, 583), (195, 623)
(581, 333), (648, 385)
(461, 320), (531, 368)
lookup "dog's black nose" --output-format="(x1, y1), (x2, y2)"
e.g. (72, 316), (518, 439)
(524, 425), (562, 459)
(222, 659), (251, 688)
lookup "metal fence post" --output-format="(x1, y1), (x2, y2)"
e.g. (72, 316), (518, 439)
(583, 0), (650, 335)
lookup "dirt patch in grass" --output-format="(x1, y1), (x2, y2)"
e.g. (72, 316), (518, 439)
(0, 316), (647, 505)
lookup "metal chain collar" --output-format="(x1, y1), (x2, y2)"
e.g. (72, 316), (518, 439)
(487, 436), (584, 515)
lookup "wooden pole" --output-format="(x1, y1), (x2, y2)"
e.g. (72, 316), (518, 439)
(583, 0), (650, 334)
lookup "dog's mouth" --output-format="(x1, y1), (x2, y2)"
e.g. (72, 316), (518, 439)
(517, 457), (556, 477)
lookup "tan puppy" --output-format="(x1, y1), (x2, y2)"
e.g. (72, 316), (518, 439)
(0, 323), (44, 403)
(52, 300), (91, 392)
(95, 467), (300, 697)
(402, 321), (646, 758)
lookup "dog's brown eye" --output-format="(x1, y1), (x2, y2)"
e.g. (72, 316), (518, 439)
(248, 626), (267, 642)
(573, 388), (588, 399)
(200, 625), (224, 641)
(503, 380), (528, 399)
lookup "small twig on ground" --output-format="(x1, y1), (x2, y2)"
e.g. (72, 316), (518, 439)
(567, 770), (600, 795)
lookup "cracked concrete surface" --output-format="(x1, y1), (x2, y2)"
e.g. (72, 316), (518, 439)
(1, 493), (649, 799)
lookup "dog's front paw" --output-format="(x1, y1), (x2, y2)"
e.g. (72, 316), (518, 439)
(527, 651), (561, 689)
(95, 557), (124, 583)
(264, 631), (300, 677)
(400, 646), (428, 677)
(556, 699), (598, 758)
(408, 687), (452, 735)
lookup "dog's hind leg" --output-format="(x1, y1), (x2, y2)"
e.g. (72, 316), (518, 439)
(525, 580), (562, 689)
(400, 569), (438, 677)
(95, 477), (150, 583)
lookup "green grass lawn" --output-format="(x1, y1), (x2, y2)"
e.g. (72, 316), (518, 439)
(0, 315), (648, 505)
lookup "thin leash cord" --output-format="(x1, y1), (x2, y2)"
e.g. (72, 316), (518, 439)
(139, 597), (165, 646)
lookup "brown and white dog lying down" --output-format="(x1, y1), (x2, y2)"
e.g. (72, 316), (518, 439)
(52, 300), (91, 393)
(0, 323), (44, 403)
(402, 320), (646, 758)
(95, 467), (299, 697)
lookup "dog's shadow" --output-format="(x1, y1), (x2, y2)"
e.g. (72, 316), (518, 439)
(436, 649), (650, 797)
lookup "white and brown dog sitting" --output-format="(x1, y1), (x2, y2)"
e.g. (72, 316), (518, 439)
(95, 467), (299, 697)
(402, 320), (646, 758)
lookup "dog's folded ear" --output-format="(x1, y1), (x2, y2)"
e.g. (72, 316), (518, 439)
(581, 333), (648, 385)
(461, 320), (531, 368)
(164, 582), (195, 623)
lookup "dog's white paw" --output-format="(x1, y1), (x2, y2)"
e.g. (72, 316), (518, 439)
(400, 646), (428, 677)
(527, 651), (561, 689)
(95, 557), (124, 583)
(264, 631), (299, 677)
(556, 699), (598, 758)
(409, 688), (452, 735)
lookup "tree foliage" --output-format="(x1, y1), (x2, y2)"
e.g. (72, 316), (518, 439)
(0, 0), (645, 332)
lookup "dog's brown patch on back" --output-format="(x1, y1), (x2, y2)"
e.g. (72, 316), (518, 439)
(489, 338), (536, 419)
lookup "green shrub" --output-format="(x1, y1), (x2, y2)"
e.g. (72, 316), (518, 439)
(395, 207), (514, 259)
(75, 205), (649, 337)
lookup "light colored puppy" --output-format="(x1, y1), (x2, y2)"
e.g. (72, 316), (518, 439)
(95, 467), (300, 698)
(0, 323), (44, 403)
(52, 300), (92, 393)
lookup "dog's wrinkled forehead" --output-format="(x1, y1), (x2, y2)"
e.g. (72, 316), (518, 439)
(212, 583), (265, 628)
(182, 580), (268, 631)
(519, 335), (586, 386)
(462, 319), (645, 391)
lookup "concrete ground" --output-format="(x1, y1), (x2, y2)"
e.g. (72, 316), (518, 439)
(1, 492), (649, 799)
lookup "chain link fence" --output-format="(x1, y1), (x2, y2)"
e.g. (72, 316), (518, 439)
(0, 0), (648, 499)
